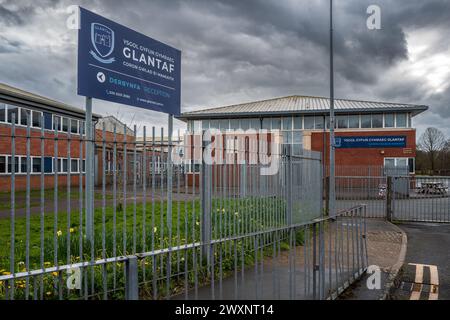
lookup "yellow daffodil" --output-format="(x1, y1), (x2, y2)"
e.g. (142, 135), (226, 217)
(153, 226), (157, 233)
(57, 230), (62, 237)
(69, 228), (75, 233)
(52, 272), (58, 277)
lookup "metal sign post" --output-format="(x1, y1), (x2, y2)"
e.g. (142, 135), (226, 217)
(85, 97), (94, 241)
(329, 0), (336, 218)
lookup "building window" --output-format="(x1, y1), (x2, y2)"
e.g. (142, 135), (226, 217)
(209, 119), (218, 130)
(0, 155), (5, 173)
(53, 115), (62, 131)
(20, 108), (31, 126)
(304, 116), (314, 130)
(384, 113), (394, 128)
(361, 114), (371, 128)
(240, 119), (249, 130)
(348, 115), (359, 128)
(271, 118), (281, 130)
(250, 118), (260, 130)
(0, 104), (5, 122)
(71, 159), (79, 173)
(262, 118), (271, 130)
(32, 110), (42, 128)
(337, 115), (349, 129)
(396, 113), (407, 127)
(282, 117), (292, 130)
(20, 156), (29, 173)
(62, 117), (69, 132)
(44, 112), (52, 130)
(79, 120), (85, 135)
(230, 119), (239, 130)
(293, 116), (302, 129)
(202, 119), (210, 130)
(70, 119), (78, 134)
(7, 105), (19, 124)
(219, 119), (229, 131)
(44, 157), (53, 173)
(315, 116), (324, 129)
(384, 157), (414, 173)
(372, 114), (383, 128)
(7, 156), (19, 173)
(32, 158), (42, 173)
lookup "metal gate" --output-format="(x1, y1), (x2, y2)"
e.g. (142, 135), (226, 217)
(390, 176), (450, 223)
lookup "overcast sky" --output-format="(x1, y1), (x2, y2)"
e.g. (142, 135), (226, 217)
(0, 0), (449, 139)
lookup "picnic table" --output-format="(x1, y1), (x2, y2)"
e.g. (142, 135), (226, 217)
(418, 182), (448, 195)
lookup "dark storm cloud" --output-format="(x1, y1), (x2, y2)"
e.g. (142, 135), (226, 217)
(0, 0), (449, 137)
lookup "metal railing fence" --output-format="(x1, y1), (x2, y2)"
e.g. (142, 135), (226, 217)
(0, 119), (368, 299)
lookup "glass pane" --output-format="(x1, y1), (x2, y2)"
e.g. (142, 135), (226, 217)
(63, 159), (68, 172)
(20, 108), (31, 126)
(71, 119), (78, 133)
(282, 117), (292, 130)
(325, 116), (330, 129)
(230, 119), (239, 130)
(7, 105), (19, 124)
(79, 121), (85, 135)
(250, 118), (260, 130)
(384, 158), (395, 167)
(0, 104), (5, 122)
(315, 116), (324, 129)
(201, 119), (209, 130)
(408, 158), (415, 173)
(193, 120), (202, 132)
(32, 111), (42, 127)
(219, 119), (229, 131)
(7, 156), (19, 173)
(384, 113), (394, 128)
(396, 113), (407, 127)
(53, 116), (61, 131)
(337, 115), (348, 129)
(20, 156), (28, 173)
(372, 114), (383, 128)
(240, 119), (250, 130)
(293, 116), (302, 129)
(262, 118), (271, 130)
(32, 158), (42, 173)
(62, 117), (69, 132)
(348, 115), (359, 128)
(271, 118), (281, 130)
(71, 159), (78, 172)
(282, 131), (291, 143)
(396, 158), (407, 167)
(361, 114), (371, 128)
(293, 131), (303, 144)
(0, 155), (5, 173)
(209, 119), (218, 129)
(304, 116), (314, 129)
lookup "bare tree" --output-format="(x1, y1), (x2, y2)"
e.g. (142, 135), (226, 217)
(418, 127), (446, 172)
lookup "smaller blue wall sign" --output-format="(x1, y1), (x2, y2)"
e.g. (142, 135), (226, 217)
(334, 136), (406, 148)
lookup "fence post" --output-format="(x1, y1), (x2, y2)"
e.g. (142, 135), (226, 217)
(125, 256), (139, 300)
(386, 176), (393, 221)
(201, 131), (212, 266)
(286, 146), (293, 225)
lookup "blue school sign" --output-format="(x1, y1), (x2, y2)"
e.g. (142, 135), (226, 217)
(335, 136), (406, 148)
(77, 7), (181, 115)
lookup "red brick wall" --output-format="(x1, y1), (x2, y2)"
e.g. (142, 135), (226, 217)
(311, 129), (416, 167)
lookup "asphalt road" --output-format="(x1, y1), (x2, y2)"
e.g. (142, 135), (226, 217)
(390, 223), (450, 300)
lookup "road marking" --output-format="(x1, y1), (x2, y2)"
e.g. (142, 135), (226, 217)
(408, 263), (439, 300)
(410, 283), (422, 300)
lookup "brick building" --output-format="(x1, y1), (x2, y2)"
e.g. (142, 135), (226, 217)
(0, 83), (103, 191)
(178, 95), (428, 176)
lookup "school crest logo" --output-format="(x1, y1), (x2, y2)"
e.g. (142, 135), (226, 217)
(90, 23), (115, 64)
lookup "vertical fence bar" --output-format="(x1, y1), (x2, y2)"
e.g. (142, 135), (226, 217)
(40, 114), (45, 300)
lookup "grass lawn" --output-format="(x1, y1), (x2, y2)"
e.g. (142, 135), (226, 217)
(0, 189), (112, 210)
(0, 196), (315, 299)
